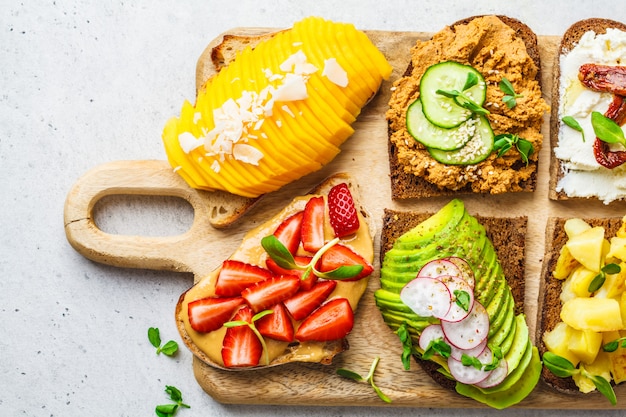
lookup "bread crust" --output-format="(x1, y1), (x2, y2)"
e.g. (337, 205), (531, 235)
(548, 18), (626, 201)
(176, 173), (373, 371)
(537, 216), (623, 394)
(389, 15), (543, 200)
(380, 208), (527, 393)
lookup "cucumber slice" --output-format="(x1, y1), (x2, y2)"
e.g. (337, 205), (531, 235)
(419, 61), (487, 129)
(427, 115), (494, 165)
(407, 100), (474, 150)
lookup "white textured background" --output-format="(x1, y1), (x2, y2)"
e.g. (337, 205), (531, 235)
(3, 1), (626, 416)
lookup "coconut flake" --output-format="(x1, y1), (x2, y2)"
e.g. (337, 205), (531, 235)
(272, 73), (308, 101)
(178, 132), (203, 154)
(233, 143), (263, 165)
(322, 58), (348, 87)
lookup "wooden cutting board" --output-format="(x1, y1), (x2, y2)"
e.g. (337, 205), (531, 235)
(64, 27), (626, 409)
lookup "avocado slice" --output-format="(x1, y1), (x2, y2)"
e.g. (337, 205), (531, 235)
(455, 346), (541, 409)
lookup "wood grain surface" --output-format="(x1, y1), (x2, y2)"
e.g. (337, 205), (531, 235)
(64, 27), (626, 408)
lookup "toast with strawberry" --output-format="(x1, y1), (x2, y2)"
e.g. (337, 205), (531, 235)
(175, 173), (375, 369)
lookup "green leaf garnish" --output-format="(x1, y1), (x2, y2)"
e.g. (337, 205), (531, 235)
(588, 374), (617, 406)
(148, 327), (179, 356)
(603, 336), (626, 352)
(435, 87), (490, 116)
(461, 353), (483, 370)
(592, 111), (626, 146)
(396, 322), (417, 370)
(422, 337), (451, 360)
(562, 115), (585, 142)
(337, 356), (391, 403)
(262, 235), (364, 281)
(453, 289), (471, 312)
(462, 72), (479, 91)
(588, 263), (621, 293)
(224, 309), (273, 366)
(543, 352), (618, 405)
(155, 385), (190, 416)
(493, 133), (534, 165)
(498, 77), (523, 109)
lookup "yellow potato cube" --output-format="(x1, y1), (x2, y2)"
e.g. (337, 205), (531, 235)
(594, 266), (626, 299)
(607, 237), (626, 262)
(610, 330), (626, 384)
(553, 246), (579, 280)
(564, 218), (592, 238)
(621, 292), (626, 325)
(561, 297), (624, 332)
(617, 215), (626, 238)
(543, 322), (580, 366)
(559, 277), (577, 303)
(565, 226), (605, 273)
(568, 328), (603, 364)
(568, 266), (596, 298)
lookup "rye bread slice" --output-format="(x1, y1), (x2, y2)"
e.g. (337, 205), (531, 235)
(548, 18), (626, 201)
(388, 15), (543, 200)
(380, 208), (527, 392)
(536, 216), (623, 395)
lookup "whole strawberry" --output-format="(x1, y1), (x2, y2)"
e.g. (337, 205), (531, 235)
(328, 183), (360, 238)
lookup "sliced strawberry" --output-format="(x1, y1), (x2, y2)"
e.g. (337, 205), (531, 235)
(301, 196), (325, 252)
(327, 183), (360, 238)
(295, 298), (354, 342)
(318, 243), (373, 280)
(215, 259), (273, 297)
(241, 274), (300, 313)
(221, 306), (263, 368)
(187, 296), (244, 333)
(256, 303), (294, 342)
(283, 280), (337, 321)
(265, 255), (318, 291)
(273, 211), (304, 255)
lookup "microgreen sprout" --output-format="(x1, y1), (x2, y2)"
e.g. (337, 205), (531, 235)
(562, 115), (585, 142)
(436, 72), (490, 116)
(224, 309), (274, 366)
(499, 77), (523, 109)
(261, 235), (363, 281)
(493, 133), (534, 165)
(148, 327), (179, 356)
(337, 357), (391, 403)
(543, 352), (617, 405)
(588, 263), (621, 293)
(591, 111), (626, 146)
(155, 385), (190, 417)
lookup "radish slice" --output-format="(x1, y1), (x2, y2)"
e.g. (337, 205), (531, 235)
(449, 336), (487, 361)
(437, 275), (474, 322)
(447, 257), (475, 288)
(441, 301), (489, 350)
(475, 359), (509, 388)
(418, 324), (446, 352)
(447, 349), (493, 385)
(400, 277), (452, 319)
(418, 259), (462, 279)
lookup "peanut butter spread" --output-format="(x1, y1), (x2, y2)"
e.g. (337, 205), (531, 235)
(387, 16), (549, 193)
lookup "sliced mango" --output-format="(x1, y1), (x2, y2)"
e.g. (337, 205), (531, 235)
(162, 16), (392, 197)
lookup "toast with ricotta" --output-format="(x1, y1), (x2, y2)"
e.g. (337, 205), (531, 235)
(175, 172), (376, 370)
(387, 15), (548, 199)
(549, 18), (626, 204)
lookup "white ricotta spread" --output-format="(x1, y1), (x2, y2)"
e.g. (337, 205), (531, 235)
(555, 28), (626, 204)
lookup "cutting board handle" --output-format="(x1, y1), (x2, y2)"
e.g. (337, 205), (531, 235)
(63, 160), (217, 275)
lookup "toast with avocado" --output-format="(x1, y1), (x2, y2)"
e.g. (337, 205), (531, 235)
(176, 172), (376, 370)
(537, 216), (626, 404)
(374, 199), (541, 409)
(548, 18), (626, 204)
(387, 15), (548, 199)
